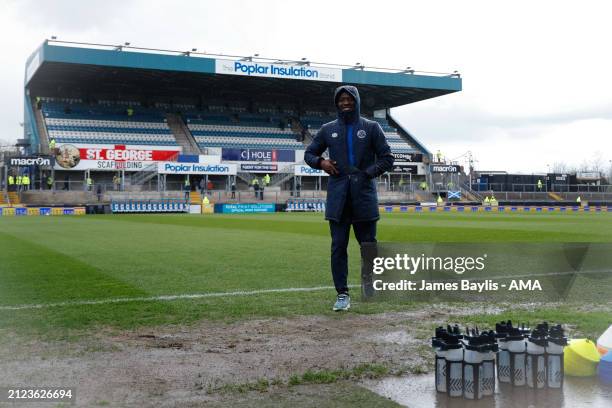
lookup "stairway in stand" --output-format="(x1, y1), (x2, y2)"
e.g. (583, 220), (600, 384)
(8, 192), (21, 205)
(34, 101), (51, 154)
(189, 191), (202, 204)
(166, 113), (202, 154)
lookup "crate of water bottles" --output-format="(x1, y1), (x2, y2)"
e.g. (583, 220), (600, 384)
(432, 320), (568, 400)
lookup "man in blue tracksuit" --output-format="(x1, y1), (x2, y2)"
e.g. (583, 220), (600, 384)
(305, 85), (394, 311)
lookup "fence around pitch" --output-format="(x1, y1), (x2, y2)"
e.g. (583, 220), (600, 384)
(379, 205), (611, 213)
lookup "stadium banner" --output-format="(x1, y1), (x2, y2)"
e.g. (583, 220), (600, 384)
(577, 172), (600, 180)
(240, 164), (278, 172)
(360, 242), (612, 303)
(0, 207), (15, 216)
(221, 148), (295, 162)
(390, 164), (418, 174)
(216, 203), (276, 214)
(294, 165), (328, 176)
(54, 144), (182, 171)
(448, 191), (462, 200)
(111, 199), (188, 213)
(9, 156), (55, 167)
(430, 164), (461, 173)
(157, 162), (237, 175)
(40, 207), (52, 216)
(0, 207), (84, 216)
(392, 152), (423, 163)
(215, 59), (342, 83)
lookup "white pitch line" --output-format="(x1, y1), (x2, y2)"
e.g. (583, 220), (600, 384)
(0, 285), (360, 311)
(2, 270), (609, 312)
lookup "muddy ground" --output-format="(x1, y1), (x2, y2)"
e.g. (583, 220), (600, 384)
(0, 303), (591, 407)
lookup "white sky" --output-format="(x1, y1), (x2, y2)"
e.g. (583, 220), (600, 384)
(1, 0), (611, 173)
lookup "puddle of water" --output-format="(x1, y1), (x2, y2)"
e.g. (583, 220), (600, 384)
(364, 374), (612, 408)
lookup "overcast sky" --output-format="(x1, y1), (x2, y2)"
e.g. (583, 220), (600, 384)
(1, 0), (611, 174)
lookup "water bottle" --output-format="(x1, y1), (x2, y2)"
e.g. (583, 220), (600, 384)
(432, 327), (448, 393)
(445, 333), (464, 397)
(546, 324), (567, 389)
(526, 325), (548, 389)
(507, 327), (527, 386)
(463, 333), (483, 400)
(481, 331), (498, 397)
(496, 321), (511, 383)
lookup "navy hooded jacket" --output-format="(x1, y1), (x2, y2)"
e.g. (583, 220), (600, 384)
(304, 85), (394, 222)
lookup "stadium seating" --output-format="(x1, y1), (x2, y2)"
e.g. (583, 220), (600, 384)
(300, 113), (417, 153)
(41, 99), (177, 146)
(40, 98), (416, 153)
(185, 110), (303, 150)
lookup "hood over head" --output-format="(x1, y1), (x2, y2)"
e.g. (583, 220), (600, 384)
(334, 85), (361, 124)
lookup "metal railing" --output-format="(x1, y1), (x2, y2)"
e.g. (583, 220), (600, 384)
(268, 163), (298, 186)
(46, 39), (460, 77)
(130, 162), (160, 185)
(471, 183), (612, 193)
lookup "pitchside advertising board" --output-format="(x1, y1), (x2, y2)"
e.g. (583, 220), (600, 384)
(392, 152), (423, 163)
(221, 148), (296, 163)
(217, 203), (276, 214)
(294, 165), (328, 177)
(157, 162), (237, 175)
(391, 164), (419, 174)
(241, 164), (278, 172)
(215, 59), (342, 83)
(54, 144), (182, 171)
(294, 164), (424, 176)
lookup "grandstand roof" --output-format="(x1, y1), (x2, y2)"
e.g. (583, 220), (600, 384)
(25, 41), (462, 113)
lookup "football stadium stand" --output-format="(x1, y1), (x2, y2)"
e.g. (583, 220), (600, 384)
(184, 109), (304, 150)
(41, 98), (177, 146)
(9, 40), (477, 207)
(9, 41), (610, 208)
(300, 113), (417, 153)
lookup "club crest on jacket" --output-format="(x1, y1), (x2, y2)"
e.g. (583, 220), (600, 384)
(357, 130), (366, 139)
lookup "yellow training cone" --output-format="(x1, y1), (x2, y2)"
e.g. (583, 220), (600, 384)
(564, 339), (601, 376)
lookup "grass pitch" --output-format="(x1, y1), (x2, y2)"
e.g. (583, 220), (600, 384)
(0, 212), (611, 338)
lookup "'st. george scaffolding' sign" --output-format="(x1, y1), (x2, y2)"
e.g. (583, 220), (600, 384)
(54, 144), (181, 171)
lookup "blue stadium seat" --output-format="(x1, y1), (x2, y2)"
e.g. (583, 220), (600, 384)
(42, 100), (177, 146)
(184, 111), (303, 150)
